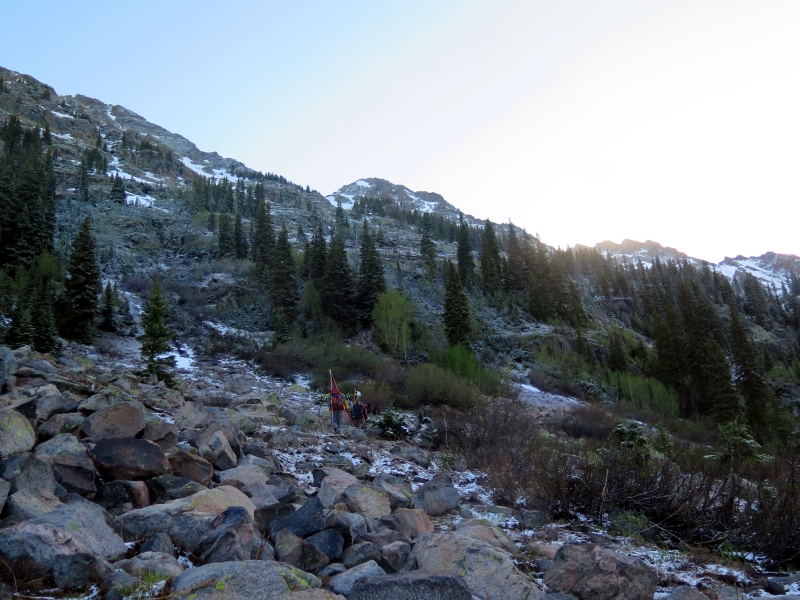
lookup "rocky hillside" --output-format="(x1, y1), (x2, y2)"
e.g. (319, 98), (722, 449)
(1, 340), (790, 600)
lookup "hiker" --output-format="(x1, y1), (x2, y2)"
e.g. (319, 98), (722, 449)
(329, 370), (345, 434)
(351, 391), (368, 428)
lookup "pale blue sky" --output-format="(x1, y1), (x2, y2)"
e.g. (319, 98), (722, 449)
(2, 1), (799, 261)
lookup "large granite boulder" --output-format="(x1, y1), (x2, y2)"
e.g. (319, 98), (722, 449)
(543, 544), (658, 600)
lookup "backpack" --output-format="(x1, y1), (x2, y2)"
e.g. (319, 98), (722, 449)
(331, 393), (344, 410)
(352, 403), (364, 420)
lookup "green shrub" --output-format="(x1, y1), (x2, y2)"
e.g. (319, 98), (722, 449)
(405, 363), (479, 409)
(608, 371), (679, 418)
(258, 337), (378, 383)
(429, 344), (502, 395)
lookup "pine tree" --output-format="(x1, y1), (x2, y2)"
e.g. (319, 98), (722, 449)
(503, 224), (526, 292)
(0, 157), (16, 267)
(31, 280), (61, 354)
(695, 333), (742, 422)
(207, 211), (216, 232)
(335, 201), (348, 236)
(43, 122), (52, 145)
(457, 215), (474, 288)
(5, 298), (35, 349)
(76, 159), (89, 202)
(321, 234), (357, 332)
(607, 331), (627, 372)
(234, 212), (248, 259)
(251, 201), (275, 283)
(138, 279), (175, 382)
(480, 220), (502, 295)
(217, 212), (234, 257)
(109, 173), (126, 204)
(443, 260), (471, 347)
(356, 220), (386, 327)
(270, 225), (299, 325)
(273, 312), (291, 345)
(100, 282), (116, 332)
(420, 213), (436, 272)
(64, 217), (100, 343)
(309, 224), (327, 281)
(730, 309), (784, 443)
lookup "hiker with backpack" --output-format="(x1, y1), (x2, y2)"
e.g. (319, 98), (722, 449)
(329, 369), (346, 434)
(351, 390), (368, 428)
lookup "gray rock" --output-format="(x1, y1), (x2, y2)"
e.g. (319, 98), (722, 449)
(52, 552), (112, 590)
(271, 429), (299, 448)
(544, 594), (579, 600)
(303, 538), (331, 573)
(412, 531), (544, 600)
(0, 478), (9, 513)
(196, 506), (254, 564)
(269, 497), (326, 540)
(520, 509), (548, 529)
(10, 454), (55, 494)
(142, 420), (179, 452)
(349, 570), (472, 600)
(325, 509), (367, 545)
(35, 386), (79, 422)
(114, 551), (185, 579)
(140, 532), (175, 556)
(342, 541), (381, 568)
(380, 541), (414, 573)
(36, 412), (84, 440)
(52, 451), (97, 497)
(343, 482), (392, 518)
(34, 432), (87, 458)
(81, 400), (145, 440)
(306, 529), (345, 561)
(116, 486), (255, 553)
(5, 489), (64, 521)
(411, 474), (460, 516)
(318, 563), (347, 578)
(380, 508), (434, 539)
(96, 480), (150, 515)
(88, 437), (170, 481)
(196, 418), (242, 457)
(218, 464), (269, 490)
(169, 560), (321, 599)
(174, 401), (211, 429)
(327, 560), (386, 596)
(0, 498), (127, 584)
(0, 410), (35, 458)
(200, 430), (238, 470)
(100, 570), (141, 600)
(662, 588), (708, 600)
(238, 453), (275, 475)
(147, 474), (207, 502)
(168, 449), (214, 486)
(359, 529), (409, 547)
(544, 544), (657, 600)
(253, 494), (295, 532)
(456, 523), (518, 553)
(399, 446), (431, 468)
(225, 374), (253, 394)
(275, 528), (305, 567)
(318, 470), (359, 508)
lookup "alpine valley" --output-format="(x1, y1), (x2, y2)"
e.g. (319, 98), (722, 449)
(2, 65), (800, 600)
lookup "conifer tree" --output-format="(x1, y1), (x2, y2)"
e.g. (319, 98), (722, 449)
(217, 212), (234, 257)
(6, 298), (35, 349)
(309, 224), (327, 281)
(503, 224), (526, 292)
(457, 215), (474, 288)
(138, 279), (175, 382)
(207, 211), (216, 232)
(730, 309), (783, 443)
(0, 158), (15, 267)
(420, 213), (436, 272)
(480, 220), (502, 295)
(64, 217), (100, 343)
(607, 332), (627, 372)
(100, 282), (116, 332)
(443, 260), (471, 347)
(335, 201), (348, 236)
(251, 201), (275, 283)
(109, 173), (126, 204)
(321, 234), (357, 332)
(43, 122), (52, 145)
(273, 312), (291, 345)
(31, 280), (60, 354)
(695, 333), (742, 422)
(76, 159), (89, 202)
(270, 225), (299, 325)
(234, 212), (248, 259)
(356, 220), (386, 327)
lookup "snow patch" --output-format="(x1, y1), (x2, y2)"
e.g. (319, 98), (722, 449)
(50, 110), (73, 119)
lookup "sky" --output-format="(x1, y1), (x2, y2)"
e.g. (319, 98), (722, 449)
(1, 1), (799, 262)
